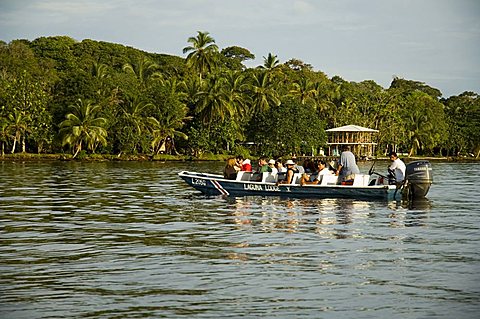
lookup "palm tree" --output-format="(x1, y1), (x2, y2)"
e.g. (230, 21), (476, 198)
(147, 112), (190, 155)
(121, 98), (151, 135)
(249, 71), (281, 114)
(59, 99), (108, 158)
(262, 53), (280, 70)
(224, 71), (249, 116)
(92, 61), (109, 80)
(7, 109), (30, 154)
(183, 31), (219, 82)
(92, 61), (109, 97)
(161, 77), (187, 101)
(195, 76), (232, 124)
(0, 118), (11, 156)
(288, 78), (318, 105)
(122, 57), (162, 85)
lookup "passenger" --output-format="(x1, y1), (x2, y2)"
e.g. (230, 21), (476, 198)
(254, 157), (271, 181)
(275, 160), (287, 173)
(242, 159), (252, 171)
(268, 159), (278, 174)
(300, 160), (333, 185)
(303, 159), (316, 174)
(224, 157), (239, 180)
(335, 145), (360, 183)
(277, 159), (297, 184)
(388, 151), (406, 185)
(291, 156), (305, 174)
(236, 156), (252, 172)
(328, 160), (338, 174)
(257, 157), (271, 173)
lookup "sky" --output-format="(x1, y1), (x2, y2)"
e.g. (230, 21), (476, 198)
(0, 0), (479, 97)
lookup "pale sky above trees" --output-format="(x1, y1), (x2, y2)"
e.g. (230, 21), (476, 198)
(1, 0), (478, 97)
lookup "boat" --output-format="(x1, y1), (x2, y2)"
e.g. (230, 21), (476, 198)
(179, 160), (433, 201)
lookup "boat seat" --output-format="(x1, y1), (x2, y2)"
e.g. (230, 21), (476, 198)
(249, 172), (262, 182)
(320, 174), (338, 186)
(261, 172), (277, 183)
(353, 174), (370, 187)
(277, 172), (286, 182)
(291, 173), (302, 185)
(236, 171), (254, 181)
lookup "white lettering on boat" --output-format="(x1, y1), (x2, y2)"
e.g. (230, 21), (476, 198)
(265, 185), (280, 192)
(414, 167), (432, 171)
(243, 184), (280, 192)
(192, 178), (207, 186)
(244, 184), (263, 191)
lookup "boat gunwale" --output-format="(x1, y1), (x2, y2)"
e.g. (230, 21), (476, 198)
(178, 170), (394, 191)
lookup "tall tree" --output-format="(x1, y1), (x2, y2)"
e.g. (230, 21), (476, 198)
(122, 56), (162, 86)
(3, 71), (50, 153)
(59, 99), (108, 158)
(7, 110), (29, 153)
(262, 53), (280, 70)
(183, 31), (219, 82)
(442, 91), (480, 157)
(195, 76), (232, 124)
(250, 98), (326, 156)
(288, 77), (318, 105)
(400, 91), (448, 156)
(249, 71), (280, 114)
(0, 118), (9, 156)
(220, 46), (255, 70)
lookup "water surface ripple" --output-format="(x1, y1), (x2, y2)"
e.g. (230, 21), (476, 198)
(0, 161), (479, 318)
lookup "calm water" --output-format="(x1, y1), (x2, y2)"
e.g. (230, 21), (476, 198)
(0, 160), (479, 319)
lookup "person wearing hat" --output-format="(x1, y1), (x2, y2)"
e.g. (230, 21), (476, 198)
(291, 155), (305, 174)
(268, 159), (278, 174)
(277, 159), (297, 184)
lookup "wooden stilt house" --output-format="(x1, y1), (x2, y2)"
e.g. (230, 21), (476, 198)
(326, 125), (378, 159)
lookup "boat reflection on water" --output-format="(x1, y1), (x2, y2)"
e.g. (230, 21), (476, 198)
(225, 195), (432, 233)
(403, 198), (432, 210)
(225, 196), (379, 237)
(388, 198), (432, 227)
(388, 198), (432, 211)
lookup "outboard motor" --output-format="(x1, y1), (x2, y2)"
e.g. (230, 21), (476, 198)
(404, 160), (433, 199)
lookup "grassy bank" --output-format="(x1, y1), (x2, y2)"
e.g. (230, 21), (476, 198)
(1, 153), (478, 162)
(0, 152), (233, 162)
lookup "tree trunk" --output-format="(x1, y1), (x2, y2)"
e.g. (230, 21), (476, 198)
(408, 145), (415, 158)
(22, 135), (26, 153)
(11, 136), (17, 154)
(72, 142), (82, 159)
(37, 141), (43, 154)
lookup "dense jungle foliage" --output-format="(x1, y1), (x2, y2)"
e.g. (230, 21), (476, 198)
(0, 33), (479, 159)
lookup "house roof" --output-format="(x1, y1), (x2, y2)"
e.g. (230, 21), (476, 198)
(326, 125), (379, 132)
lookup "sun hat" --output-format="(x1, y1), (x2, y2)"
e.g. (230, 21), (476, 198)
(285, 159), (295, 165)
(268, 159), (276, 165)
(329, 160), (337, 170)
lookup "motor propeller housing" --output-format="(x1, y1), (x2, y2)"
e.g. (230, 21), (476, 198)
(405, 160), (433, 198)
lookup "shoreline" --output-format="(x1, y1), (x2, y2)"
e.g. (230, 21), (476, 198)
(0, 153), (478, 163)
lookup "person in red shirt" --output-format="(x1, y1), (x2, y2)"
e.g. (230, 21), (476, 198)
(236, 156), (252, 172)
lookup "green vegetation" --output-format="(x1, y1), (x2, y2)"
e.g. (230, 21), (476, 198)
(0, 33), (479, 160)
